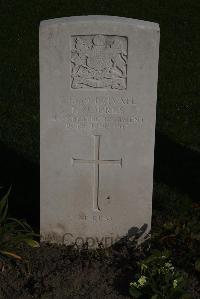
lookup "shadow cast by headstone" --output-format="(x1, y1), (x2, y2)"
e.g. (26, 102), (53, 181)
(112, 223), (149, 248)
(154, 130), (200, 201)
(0, 141), (39, 231)
(111, 224), (150, 297)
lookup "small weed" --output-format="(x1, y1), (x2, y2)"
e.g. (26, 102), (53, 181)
(129, 250), (192, 299)
(0, 186), (39, 262)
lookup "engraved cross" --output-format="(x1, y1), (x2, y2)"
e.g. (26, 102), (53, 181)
(72, 135), (122, 211)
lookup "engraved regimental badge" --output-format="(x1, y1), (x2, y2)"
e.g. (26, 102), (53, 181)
(71, 35), (128, 90)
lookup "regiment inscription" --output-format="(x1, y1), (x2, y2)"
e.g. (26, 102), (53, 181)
(63, 96), (143, 129)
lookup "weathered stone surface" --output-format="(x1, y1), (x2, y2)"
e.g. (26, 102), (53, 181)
(40, 16), (160, 247)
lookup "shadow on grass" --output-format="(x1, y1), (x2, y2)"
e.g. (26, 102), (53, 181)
(0, 141), (39, 232)
(111, 224), (150, 297)
(154, 130), (200, 201)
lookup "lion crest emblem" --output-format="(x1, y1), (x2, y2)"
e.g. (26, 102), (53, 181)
(71, 35), (127, 90)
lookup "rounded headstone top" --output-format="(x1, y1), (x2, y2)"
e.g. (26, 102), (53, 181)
(40, 15), (159, 31)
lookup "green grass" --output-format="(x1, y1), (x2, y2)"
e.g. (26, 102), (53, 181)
(0, 0), (200, 162)
(0, 186), (39, 261)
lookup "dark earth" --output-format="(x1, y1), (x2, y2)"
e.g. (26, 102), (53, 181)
(0, 242), (137, 299)
(0, 183), (200, 299)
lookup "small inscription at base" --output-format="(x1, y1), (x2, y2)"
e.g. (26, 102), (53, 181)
(79, 214), (112, 222)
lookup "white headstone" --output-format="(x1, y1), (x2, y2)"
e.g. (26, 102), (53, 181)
(40, 16), (160, 247)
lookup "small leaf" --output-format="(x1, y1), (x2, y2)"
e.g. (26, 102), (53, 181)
(7, 217), (33, 231)
(144, 255), (157, 264)
(163, 221), (175, 230)
(190, 233), (200, 241)
(195, 258), (200, 272)
(151, 295), (159, 299)
(150, 249), (161, 256)
(24, 239), (40, 247)
(162, 249), (171, 258)
(180, 294), (193, 299)
(129, 286), (142, 298)
(0, 186), (11, 224)
(175, 226), (180, 235)
(0, 250), (22, 260)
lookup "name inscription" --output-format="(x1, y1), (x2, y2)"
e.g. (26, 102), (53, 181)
(63, 96), (143, 130)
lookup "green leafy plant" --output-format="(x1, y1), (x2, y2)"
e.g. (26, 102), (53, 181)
(195, 258), (200, 272)
(151, 206), (200, 272)
(129, 250), (191, 299)
(0, 186), (39, 260)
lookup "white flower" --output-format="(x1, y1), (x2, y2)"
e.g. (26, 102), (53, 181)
(165, 262), (175, 272)
(130, 281), (138, 288)
(138, 276), (147, 286)
(173, 279), (178, 288)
